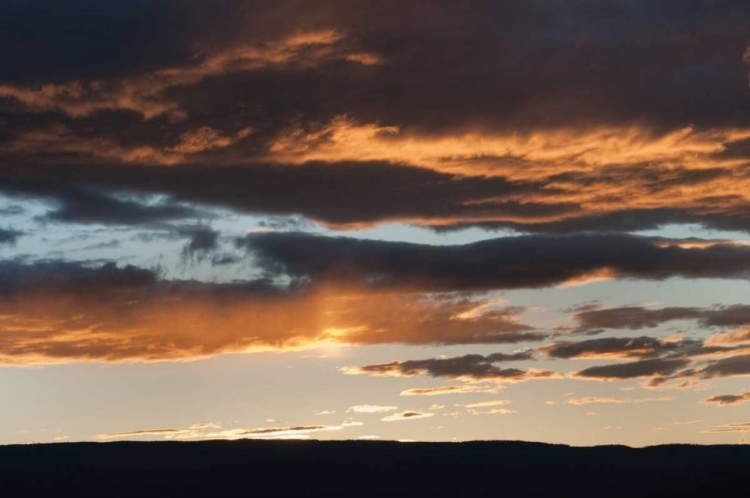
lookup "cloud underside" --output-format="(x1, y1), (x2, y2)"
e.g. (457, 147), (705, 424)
(0, 2), (749, 233)
(6, 227), (750, 364)
(0, 260), (550, 365)
(240, 232), (750, 292)
(2, 0), (750, 406)
(381, 411), (434, 422)
(703, 392), (750, 406)
(343, 353), (558, 384)
(347, 328), (750, 389)
(567, 305), (750, 335)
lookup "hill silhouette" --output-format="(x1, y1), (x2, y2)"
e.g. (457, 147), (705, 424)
(1, 440), (748, 497)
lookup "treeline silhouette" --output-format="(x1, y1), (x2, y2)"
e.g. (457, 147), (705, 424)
(0, 440), (748, 497)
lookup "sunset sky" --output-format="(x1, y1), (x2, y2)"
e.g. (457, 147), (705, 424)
(2, 0), (750, 446)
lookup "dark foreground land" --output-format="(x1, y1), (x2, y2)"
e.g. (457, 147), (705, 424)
(1, 440), (749, 497)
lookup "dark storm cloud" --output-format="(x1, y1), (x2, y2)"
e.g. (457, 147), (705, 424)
(0, 229), (22, 245)
(238, 232), (750, 291)
(0, 0), (195, 83)
(0, 176), (200, 227)
(0, 259), (157, 291)
(178, 226), (220, 261)
(0, 1), (749, 234)
(4, 1), (748, 129)
(0, 161), (554, 229)
(40, 187), (200, 226)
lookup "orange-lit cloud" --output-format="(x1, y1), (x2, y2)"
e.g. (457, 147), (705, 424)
(2, 124), (253, 165)
(565, 396), (675, 405)
(263, 116), (750, 228)
(0, 31), (379, 122)
(467, 408), (516, 416)
(347, 405), (398, 414)
(0, 261), (544, 365)
(706, 328), (750, 346)
(97, 429), (186, 440)
(269, 116), (750, 178)
(462, 400), (512, 409)
(702, 422), (750, 434)
(97, 420), (363, 441)
(399, 385), (500, 396)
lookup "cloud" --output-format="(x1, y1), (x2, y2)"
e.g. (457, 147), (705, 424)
(0, 260), (550, 365)
(461, 400), (516, 415)
(706, 328), (750, 346)
(346, 405), (397, 414)
(540, 337), (702, 360)
(97, 420), (361, 441)
(462, 400), (512, 409)
(97, 429), (184, 440)
(381, 411), (434, 422)
(568, 306), (704, 334)
(178, 226), (220, 262)
(344, 352), (558, 384)
(240, 232), (750, 292)
(171, 127), (254, 154)
(467, 408), (516, 416)
(189, 422), (221, 430)
(691, 354), (750, 379)
(1, 2), (750, 236)
(399, 385), (498, 396)
(39, 186), (199, 226)
(0, 30), (376, 121)
(565, 396), (675, 405)
(7, 156), (750, 234)
(0, 229), (22, 246)
(702, 422), (750, 434)
(569, 304), (750, 334)
(703, 392), (750, 406)
(571, 358), (692, 381)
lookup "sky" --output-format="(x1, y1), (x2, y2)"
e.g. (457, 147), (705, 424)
(1, 0), (750, 446)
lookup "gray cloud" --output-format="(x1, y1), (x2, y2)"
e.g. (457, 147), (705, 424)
(381, 411), (434, 422)
(38, 187), (199, 226)
(0, 229), (22, 245)
(703, 392), (750, 406)
(178, 226), (220, 262)
(571, 358), (691, 381)
(540, 337), (703, 360)
(692, 354), (750, 379)
(239, 232), (750, 292)
(570, 304), (750, 334)
(344, 351), (560, 384)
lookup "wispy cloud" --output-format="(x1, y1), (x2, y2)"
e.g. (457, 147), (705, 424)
(381, 411), (434, 422)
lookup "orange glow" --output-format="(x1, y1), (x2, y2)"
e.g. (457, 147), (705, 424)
(0, 286), (535, 365)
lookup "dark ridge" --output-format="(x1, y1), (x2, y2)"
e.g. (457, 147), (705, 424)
(1, 440), (748, 497)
